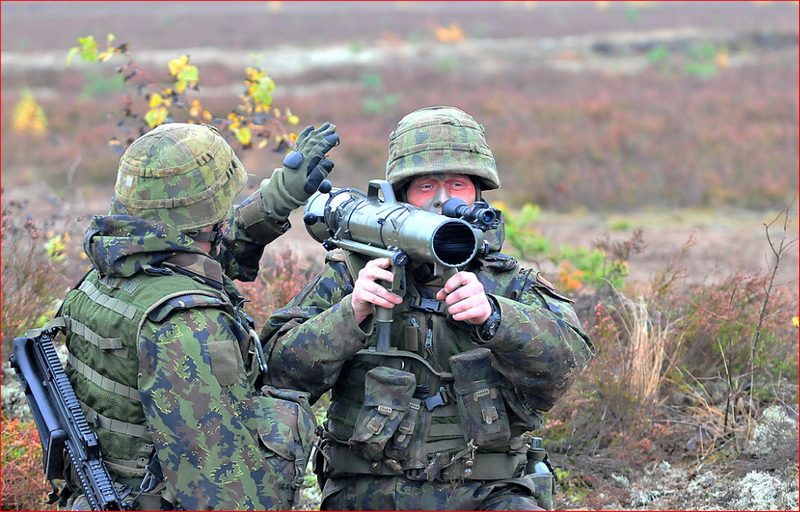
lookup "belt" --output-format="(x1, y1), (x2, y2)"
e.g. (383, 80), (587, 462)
(324, 442), (526, 482)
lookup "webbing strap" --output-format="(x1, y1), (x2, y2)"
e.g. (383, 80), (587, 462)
(237, 192), (290, 243)
(80, 401), (152, 441)
(79, 280), (138, 319)
(99, 275), (139, 293)
(28, 317), (123, 355)
(68, 353), (141, 402)
(64, 318), (125, 354)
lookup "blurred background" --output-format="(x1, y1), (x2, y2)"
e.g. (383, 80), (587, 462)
(2, 3), (799, 510)
(2, 1), (798, 280)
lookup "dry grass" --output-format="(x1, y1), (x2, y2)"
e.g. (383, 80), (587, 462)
(607, 292), (683, 405)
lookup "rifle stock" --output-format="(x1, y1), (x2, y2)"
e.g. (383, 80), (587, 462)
(10, 332), (127, 511)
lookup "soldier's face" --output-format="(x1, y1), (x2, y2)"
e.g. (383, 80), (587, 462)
(406, 173), (476, 214)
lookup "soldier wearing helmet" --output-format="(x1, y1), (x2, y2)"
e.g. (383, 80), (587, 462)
(58, 122), (338, 510)
(262, 107), (594, 511)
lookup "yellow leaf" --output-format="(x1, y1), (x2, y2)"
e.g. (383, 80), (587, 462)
(66, 46), (80, 67)
(145, 106), (168, 128)
(235, 127), (252, 145)
(793, 316), (799, 328)
(202, 110), (212, 122)
(106, 33), (116, 46)
(149, 93), (163, 108)
(189, 99), (202, 117)
(98, 48), (115, 62)
(288, 115), (299, 125)
(168, 55), (189, 77)
(258, 139), (268, 149)
(174, 79), (187, 94)
(273, 108), (281, 118)
(12, 89), (48, 136)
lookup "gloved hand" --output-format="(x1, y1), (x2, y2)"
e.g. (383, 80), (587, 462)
(261, 122), (339, 220)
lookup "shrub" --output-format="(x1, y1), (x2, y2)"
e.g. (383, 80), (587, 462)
(668, 271), (798, 397)
(1, 417), (54, 511)
(238, 248), (322, 330)
(1, 203), (73, 363)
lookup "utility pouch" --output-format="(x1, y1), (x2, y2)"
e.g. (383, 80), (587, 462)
(450, 347), (510, 448)
(385, 398), (422, 461)
(254, 386), (316, 501)
(349, 366), (416, 461)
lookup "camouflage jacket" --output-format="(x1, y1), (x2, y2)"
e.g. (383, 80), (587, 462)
(263, 224), (594, 475)
(62, 202), (301, 511)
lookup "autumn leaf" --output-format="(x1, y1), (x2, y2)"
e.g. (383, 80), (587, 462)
(235, 127), (252, 145)
(144, 106), (168, 128)
(78, 35), (99, 62)
(168, 55), (189, 77)
(189, 99), (202, 117)
(12, 89), (48, 136)
(66, 46), (81, 67)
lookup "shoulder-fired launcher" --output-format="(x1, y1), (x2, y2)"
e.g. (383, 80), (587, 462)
(303, 179), (484, 351)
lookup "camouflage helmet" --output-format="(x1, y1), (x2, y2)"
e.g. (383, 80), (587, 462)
(112, 123), (247, 232)
(385, 106), (500, 192)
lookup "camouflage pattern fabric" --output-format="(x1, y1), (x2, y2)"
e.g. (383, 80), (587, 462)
(320, 475), (545, 511)
(114, 123), (248, 232)
(263, 222), (593, 410)
(61, 205), (309, 511)
(262, 221), (594, 510)
(386, 106), (501, 192)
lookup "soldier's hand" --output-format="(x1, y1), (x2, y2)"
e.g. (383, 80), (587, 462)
(352, 258), (403, 325)
(285, 122), (339, 198)
(436, 271), (492, 325)
(260, 122), (339, 220)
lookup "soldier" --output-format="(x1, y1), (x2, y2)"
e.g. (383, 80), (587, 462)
(57, 122), (338, 510)
(262, 106), (594, 511)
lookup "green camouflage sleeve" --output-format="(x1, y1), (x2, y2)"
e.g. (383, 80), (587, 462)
(137, 307), (286, 511)
(477, 280), (594, 416)
(217, 184), (291, 282)
(262, 262), (373, 404)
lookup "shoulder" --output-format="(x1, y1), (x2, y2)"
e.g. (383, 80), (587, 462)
(146, 293), (228, 323)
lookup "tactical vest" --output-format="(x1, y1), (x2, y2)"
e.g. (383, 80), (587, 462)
(319, 250), (555, 482)
(59, 264), (254, 503)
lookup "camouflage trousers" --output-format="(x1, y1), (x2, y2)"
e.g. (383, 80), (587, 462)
(321, 475), (546, 511)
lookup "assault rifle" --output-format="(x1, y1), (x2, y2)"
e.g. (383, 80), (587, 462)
(10, 329), (128, 511)
(303, 179), (498, 351)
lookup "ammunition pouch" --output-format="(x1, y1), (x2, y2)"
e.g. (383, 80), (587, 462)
(450, 348), (511, 448)
(349, 367), (416, 461)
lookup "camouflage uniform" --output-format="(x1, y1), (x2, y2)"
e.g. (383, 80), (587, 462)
(57, 123), (334, 510)
(262, 107), (594, 511)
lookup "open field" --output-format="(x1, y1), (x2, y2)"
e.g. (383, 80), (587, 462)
(2, 2), (798, 510)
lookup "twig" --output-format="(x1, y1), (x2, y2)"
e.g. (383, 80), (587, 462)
(670, 291), (729, 320)
(749, 198), (798, 407)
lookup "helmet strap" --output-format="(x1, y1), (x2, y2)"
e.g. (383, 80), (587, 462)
(471, 176), (483, 202)
(184, 221), (224, 256)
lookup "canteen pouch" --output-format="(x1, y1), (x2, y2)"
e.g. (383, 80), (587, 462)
(349, 366), (416, 461)
(450, 347), (511, 448)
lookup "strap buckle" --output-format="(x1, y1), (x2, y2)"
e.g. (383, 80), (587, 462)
(410, 296), (445, 313)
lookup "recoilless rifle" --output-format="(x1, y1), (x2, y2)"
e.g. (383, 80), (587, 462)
(302, 179), (501, 352)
